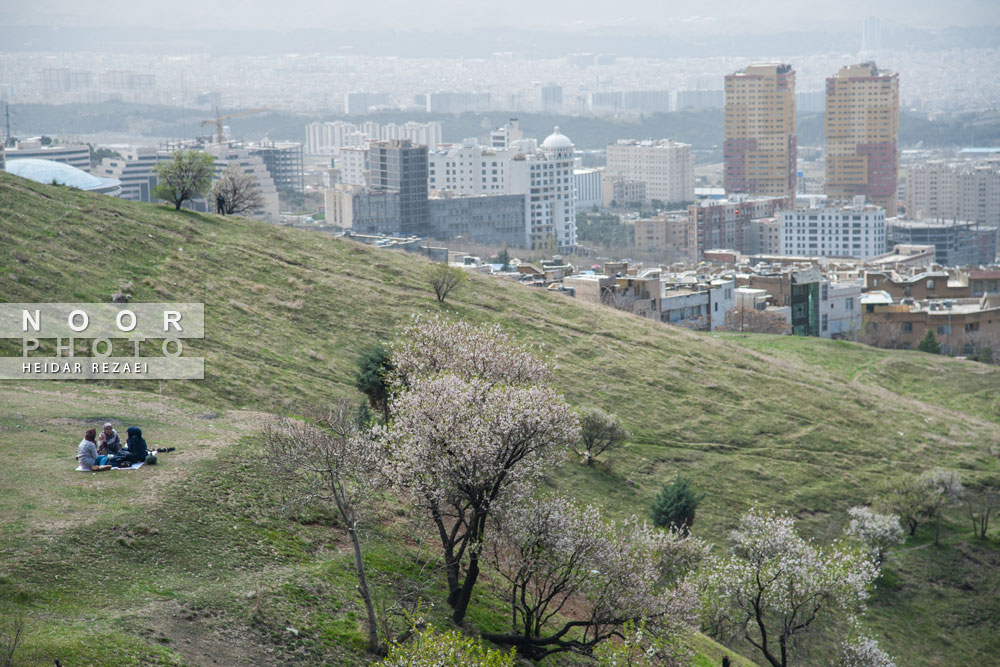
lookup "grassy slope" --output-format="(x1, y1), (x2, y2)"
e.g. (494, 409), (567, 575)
(1, 172), (999, 664)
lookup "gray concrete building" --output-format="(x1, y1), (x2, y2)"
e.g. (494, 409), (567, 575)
(428, 194), (527, 247)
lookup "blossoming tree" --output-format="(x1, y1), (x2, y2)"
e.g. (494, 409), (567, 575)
(482, 493), (703, 660)
(380, 317), (579, 626)
(845, 507), (904, 566)
(699, 508), (885, 667)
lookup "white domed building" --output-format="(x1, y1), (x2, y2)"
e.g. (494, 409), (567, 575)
(504, 126), (577, 250)
(426, 123), (577, 250)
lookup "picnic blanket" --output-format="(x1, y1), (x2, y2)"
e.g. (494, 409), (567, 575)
(75, 462), (144, 472)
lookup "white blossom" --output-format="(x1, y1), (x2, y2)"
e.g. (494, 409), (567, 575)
(845, 507), (904, 566)
(483, 494), (703, 660)
(699, 508), (880, 667)
(388, 315), (551, 390)
(838, 634), (896, 667)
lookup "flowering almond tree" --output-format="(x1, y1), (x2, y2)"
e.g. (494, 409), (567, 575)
(380, 317), (579, 626)
(388, 316), (551, 390)
(699, 509), (882, 667)
(482, 494), (702, 660)
(380, 372), (579, 626)
(845, 507), (904, 566)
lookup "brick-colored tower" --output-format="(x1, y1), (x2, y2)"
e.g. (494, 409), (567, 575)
(825, 62), (899, 211)
(724, 63), (797, 203)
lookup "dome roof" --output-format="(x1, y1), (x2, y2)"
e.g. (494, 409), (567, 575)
(541, 126), (573, 150)
(5, 158), (121, 193)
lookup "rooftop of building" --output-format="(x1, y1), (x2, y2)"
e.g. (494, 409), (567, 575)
(4, 158), (120, 193)
(728, 63), (793, 76)
(610, 139), (690, 148)
(889, 218), (998, 230)
(832, 61), (896, 78)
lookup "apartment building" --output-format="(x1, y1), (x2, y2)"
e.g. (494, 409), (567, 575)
(864, 270), (971, 301)
(633, 215), (697, 263)
(344, 92), (390, 114)
(605, 139), (694, 204)
(904, 160), (1000, 227)
(749, 217), (782, 254)
(825, 62), (900, 211)
(601, 177), (646, 208)
(306, 120), (442, 155)
(334, 146), (369, 187)
(724, 63), (797, 201)
(779, 201), (887, 259)
(887, 219), (999, 266)
(688, 195), (791, 258)
(325, 184), (400, 235)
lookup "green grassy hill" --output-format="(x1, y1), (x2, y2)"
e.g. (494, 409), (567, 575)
(1, 172), (999, 665)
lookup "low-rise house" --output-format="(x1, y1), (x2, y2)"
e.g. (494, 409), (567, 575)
(864, 294), (1000, 355)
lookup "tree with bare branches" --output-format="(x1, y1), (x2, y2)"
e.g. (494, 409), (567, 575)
(719, 307), (790, 334)
(965, 483), (998, 539)
(1, 616), (25, 667)
(212, 164), (265, 216)
(264, 401), (385, 654)
(481, 494), (702, 661)
(859, 320), (910, 350)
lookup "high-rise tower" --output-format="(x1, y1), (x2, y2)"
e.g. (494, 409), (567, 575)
(824, 62), (899, 211)
(724, 63), (797, 203)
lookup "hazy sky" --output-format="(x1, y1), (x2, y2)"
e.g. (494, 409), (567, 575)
(4, 0), (999, 32)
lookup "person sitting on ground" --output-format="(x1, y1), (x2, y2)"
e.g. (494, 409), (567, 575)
(122, 426), (148, 465)
(77, 428), (111, 471)
(97, 423), (122, 456)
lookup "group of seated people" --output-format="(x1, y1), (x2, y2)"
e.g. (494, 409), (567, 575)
(76, 423), (148, 471)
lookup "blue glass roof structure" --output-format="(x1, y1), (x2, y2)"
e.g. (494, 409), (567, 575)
(5, 158), (121, 193)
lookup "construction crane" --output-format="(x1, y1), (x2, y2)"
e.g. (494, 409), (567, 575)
(200, 105), (276, 144)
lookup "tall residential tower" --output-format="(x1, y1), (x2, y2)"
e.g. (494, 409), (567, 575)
(723, 63), (797, 202)
(824, 62), (899, 211)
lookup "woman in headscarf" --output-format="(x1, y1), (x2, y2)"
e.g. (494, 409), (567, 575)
(123, 426), (148, 465)
(77, 428), (112, 471)
(97, 422), (122, 456)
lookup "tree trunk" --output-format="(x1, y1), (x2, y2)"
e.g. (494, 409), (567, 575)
(451, 552), (480, 625)
(348, 526), (382, 654)
(174, 200), (182, 211)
